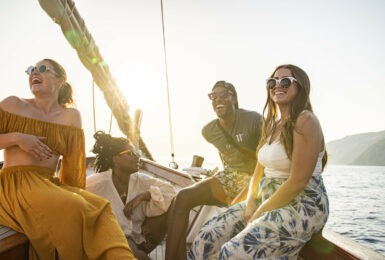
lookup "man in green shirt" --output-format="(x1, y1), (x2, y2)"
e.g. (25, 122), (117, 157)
(166, 81), (262, 260)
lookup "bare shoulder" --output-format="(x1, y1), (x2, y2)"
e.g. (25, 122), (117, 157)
(61, 108), (82, 128)
(295, 110), (321, 135)
(0, 96), (24, 111)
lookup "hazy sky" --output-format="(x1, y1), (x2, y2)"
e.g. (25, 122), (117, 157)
(1, 0), (384, 165)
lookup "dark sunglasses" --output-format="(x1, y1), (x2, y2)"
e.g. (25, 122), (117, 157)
(25, 65), (54, 76)
(266, 77), (298, 89)
(208, 90), (233, 100)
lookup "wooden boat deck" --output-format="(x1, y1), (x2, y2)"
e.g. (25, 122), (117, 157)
(0, 160), (383, 260)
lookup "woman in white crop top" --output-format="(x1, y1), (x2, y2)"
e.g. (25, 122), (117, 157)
(187, 65), (329, 260)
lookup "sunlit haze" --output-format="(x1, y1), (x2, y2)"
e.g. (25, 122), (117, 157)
(1, 0), (384, 166)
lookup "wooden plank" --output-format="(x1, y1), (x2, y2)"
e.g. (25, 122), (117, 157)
(299, 229), (384, 260)
(0, 233), (28, 260)
(323, 229), (384, 260)
(139, 158), (195, 187)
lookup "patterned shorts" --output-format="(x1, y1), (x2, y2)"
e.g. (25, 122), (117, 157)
(214, 170), (251, 200)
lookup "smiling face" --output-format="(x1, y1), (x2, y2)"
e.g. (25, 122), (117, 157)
(269, 68), (299, 107)
(211, 86), (237, 119)
(29, 60), (63, 98)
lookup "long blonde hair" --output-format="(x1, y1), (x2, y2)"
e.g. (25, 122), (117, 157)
(257, 64), (327, 170)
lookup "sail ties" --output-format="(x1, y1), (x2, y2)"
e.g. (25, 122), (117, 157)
(39, 0), (154, 160)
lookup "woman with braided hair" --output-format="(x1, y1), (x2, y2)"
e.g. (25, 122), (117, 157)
(87, 131), (176, 260)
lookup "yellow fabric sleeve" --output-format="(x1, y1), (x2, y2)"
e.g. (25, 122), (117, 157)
(59, 129), (86, 189)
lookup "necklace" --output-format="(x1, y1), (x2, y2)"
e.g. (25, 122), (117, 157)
(120, 191), (127, 199)
(119, 191), (127, 203)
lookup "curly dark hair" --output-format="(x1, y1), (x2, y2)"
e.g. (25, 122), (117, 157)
(92, 131), (132, 173)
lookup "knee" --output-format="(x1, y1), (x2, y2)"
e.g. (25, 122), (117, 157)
(63, 195), (88, 218)
(173, 189), (194, 211)
(218, 242), (233, 260)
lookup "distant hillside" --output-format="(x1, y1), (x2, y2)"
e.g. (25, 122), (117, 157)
(326, 130), (385, 166)
(352, 138), (385, 166)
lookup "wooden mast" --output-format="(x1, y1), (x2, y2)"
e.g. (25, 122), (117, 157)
(38, 0), (153, 160)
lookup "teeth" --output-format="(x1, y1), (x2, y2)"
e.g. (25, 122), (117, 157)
(32, 78), (41, 84)
(275, 91), (285, 95)
(216, 105), (224, 109)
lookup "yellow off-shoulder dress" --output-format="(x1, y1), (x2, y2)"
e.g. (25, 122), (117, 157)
(0, 109), (136, 260)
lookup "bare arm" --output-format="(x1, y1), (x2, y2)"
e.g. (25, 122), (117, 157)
(0, 133), (20, 150)
(123, 191), (151, 219)
(0, 97), (52, 160)
(247, 112), (323, 223)
(244, 162), (263, 222)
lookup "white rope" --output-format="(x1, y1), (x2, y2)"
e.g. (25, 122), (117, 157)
(160, 0), (178, 169)
(92, 80), (96, 132)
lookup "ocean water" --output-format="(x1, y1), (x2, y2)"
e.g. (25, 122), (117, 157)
(322, 165), (385, 256)
(177, 161), (385, 256)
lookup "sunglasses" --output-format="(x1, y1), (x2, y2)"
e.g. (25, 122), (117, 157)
(266, 77), (298, 89)
(208, 90), (233, 100)
(119, 149), (139, 157)
(25, 65), (54, 76)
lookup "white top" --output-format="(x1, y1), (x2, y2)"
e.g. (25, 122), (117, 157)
(258, 136), (324, 178)
(86, 170), (176, 244)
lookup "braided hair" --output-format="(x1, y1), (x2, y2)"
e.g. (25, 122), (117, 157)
(92, 131), (131, 173)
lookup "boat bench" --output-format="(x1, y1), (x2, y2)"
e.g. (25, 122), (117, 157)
(0, 226), (28, 260)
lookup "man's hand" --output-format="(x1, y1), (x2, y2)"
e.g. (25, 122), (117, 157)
(123, 191), (151, 219)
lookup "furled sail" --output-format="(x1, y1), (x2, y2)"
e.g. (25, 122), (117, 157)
(38, 0), (153, 160)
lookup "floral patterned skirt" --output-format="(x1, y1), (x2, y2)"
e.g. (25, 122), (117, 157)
(187, 176), (329, 260)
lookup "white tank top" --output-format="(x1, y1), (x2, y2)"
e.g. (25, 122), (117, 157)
(258, 136), (325, 178)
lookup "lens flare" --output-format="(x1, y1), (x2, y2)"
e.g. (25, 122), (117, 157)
(232, 164), (264, 205)
(64, 29), (81, 48)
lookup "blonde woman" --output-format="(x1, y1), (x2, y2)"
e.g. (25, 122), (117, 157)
(0, 59), (136, 259)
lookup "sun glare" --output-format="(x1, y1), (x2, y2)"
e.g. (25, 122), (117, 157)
(114, 64), (164, 113)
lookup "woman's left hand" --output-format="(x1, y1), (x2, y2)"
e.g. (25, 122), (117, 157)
(247, 207), (265, 224)
(123, 191), (151, 219)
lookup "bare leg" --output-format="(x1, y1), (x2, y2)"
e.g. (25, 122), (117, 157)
(165, 177), (228, 260)
(140, 212), (168, 253)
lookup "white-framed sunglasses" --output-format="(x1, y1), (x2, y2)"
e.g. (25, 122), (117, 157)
(266, 77), (298, 89)
(25, 65), (55, 76)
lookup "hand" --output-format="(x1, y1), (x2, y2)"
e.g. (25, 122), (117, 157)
(123, 192), (151, 219)
(244, 204), (255, 223)
(247, 208), (264, 224)
(16, 133), (53, 160)
(244, 194), (258, 223)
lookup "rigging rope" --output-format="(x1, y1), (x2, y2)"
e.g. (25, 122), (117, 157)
(108, 112), (113, 134)
(92, 80), (96, 133)
(160, 0), (178, 169)
(92, 79), (114, 134)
